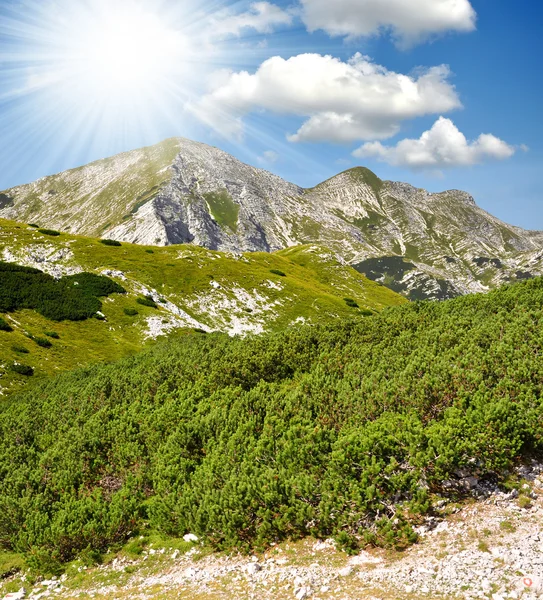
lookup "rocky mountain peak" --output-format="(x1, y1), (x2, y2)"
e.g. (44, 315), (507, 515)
(1, 137), (542, 300)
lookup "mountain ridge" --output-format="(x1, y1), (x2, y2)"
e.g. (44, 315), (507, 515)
(2, 137), (542, 299)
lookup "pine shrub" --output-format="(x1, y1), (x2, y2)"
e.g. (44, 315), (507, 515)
(0, 316), (13, 332)
(0, 277), (543, 562)
(0, 261), (124, 322)
(33, 336), (52, 348)
(100, 239), (122, 247)
(136, 296), (158, 309)
(38, 229), (61, 237)
(10, 363), (34, 376)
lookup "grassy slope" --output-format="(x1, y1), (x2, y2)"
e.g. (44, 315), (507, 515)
(0, 219), (404, 395)
(0, 139), (181, 237)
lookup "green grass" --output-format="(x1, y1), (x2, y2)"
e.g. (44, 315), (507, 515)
(203, 189), (240, 232)
(347, 166), (384, 196)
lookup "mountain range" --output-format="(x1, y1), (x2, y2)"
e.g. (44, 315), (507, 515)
(2, 137), (542, 300)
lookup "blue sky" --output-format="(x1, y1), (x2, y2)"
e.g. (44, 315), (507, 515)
(0, 0), (541, 229)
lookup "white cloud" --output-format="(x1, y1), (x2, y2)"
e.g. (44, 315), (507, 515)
(353, 117), (518, 170)
(210, 2), (293, 38)
(300, 0), (476, 47)
(188, 53), (461, 143)
(258, 150), (280, 164)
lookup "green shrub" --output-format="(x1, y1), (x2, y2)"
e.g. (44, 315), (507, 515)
(28, 224), (39, 228)
(63, 273), (125, 297)
(136, 296), (158, 309)
(38, 229), (61, 237)
(193, 328), (207, 334)
(0, 261), (123, 322)
(1, 277), (543, 563)
(33, 336), (52, 348)
(100, 239), (122, 247)
(11, 345), (29, 354)
(10, 363), (33, 376)
(269, 269), (286, 277)
(344, 297), (359, 308)
(44, 331), (60, 339)
(0, 316), (13, 332)
(124, 308), (138, 316)
(145, 249), (154, 254)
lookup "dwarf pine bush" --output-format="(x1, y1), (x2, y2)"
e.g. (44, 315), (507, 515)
(0, 316), (12, 332)
(0, 261), (125, 322)
(1, 277), (543, 565)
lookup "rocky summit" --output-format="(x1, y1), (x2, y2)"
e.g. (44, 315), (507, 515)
(2, 137), (543, 300)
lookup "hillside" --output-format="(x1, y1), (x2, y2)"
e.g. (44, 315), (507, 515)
(0, 275), (542, 578)
(2, 138), (543, 300)
(0, 218), (402, 395)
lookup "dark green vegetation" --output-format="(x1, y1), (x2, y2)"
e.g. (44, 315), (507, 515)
(343, 297), (359, 308)
(0, 317), (12, 332)
(136, 296), (158, 309)
(9, 363), (33, 376)
(347, 166), (383, 197)
(38, 229), (61, 237)
(33, 336), (52, 349)
(0, 263), (125, 322)
(100, 239), (122, 247)
(354, 256), (460, 301)
(123, 307), (139, 316)
(270, 269), (286, 277)
(1, 277), (542, 569)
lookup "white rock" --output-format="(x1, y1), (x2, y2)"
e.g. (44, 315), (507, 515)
(184, 567), (198, 579)
(295, 586), (311, 600)
(183, 533), (199, 543)
(3, 590), (26, 600)
(338, 565), (353, 577)
(246, 563), (261, 576)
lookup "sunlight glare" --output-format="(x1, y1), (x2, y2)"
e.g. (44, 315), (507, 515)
(70, 3), (187, 101)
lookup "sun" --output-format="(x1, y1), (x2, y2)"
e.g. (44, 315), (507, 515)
(60, 2), (190, 104)
(70, 4), (187, 101)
